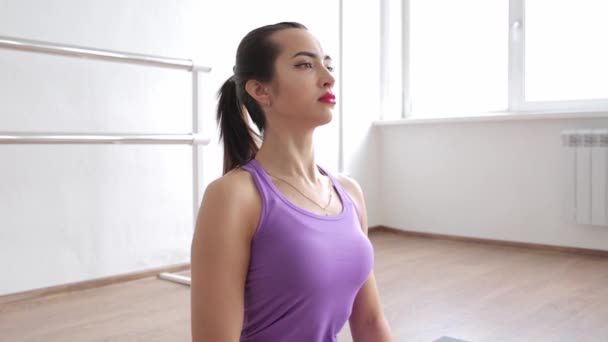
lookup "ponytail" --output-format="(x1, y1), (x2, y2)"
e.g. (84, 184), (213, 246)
(216, 77), (261, 174)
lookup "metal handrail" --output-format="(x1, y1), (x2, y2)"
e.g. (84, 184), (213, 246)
(0, 34), (211, 288)
(0, 133), (210, 145)
(0, 35), (211, 72)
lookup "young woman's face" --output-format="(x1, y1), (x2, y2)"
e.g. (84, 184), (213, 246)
(266, 28), (336, 127)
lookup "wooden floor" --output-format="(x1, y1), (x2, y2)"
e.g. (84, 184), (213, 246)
(2, 229), (608, 341)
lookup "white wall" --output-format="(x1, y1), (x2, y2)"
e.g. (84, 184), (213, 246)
(377, 116), (608, 251)
(0, 0), (342, 296)
(341, 1), (382, 226)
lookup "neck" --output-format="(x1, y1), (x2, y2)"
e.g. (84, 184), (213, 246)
(254, 126), (321, 185)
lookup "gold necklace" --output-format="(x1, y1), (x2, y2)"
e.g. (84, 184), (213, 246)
(268, 173), (333, 215)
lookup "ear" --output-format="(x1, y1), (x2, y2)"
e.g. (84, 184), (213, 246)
(244, 79), (271, 107)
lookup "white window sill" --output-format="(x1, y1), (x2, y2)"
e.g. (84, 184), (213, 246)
(373, 110), (608, 126)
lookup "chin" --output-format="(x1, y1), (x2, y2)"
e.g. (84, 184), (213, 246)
(316, 110), (334, 126)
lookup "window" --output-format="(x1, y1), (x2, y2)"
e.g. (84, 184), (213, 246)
(524, 0), (608, 105)
(384, 0), (608, 120)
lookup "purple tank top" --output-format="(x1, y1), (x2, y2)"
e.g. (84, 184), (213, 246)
(239, 159), (374, 342)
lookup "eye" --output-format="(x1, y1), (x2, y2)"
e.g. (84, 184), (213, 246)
(296, 62), (313, 69)
(325, 65), (335, 72)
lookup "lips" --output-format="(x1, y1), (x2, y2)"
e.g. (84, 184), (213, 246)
(318, 92), (336, 104)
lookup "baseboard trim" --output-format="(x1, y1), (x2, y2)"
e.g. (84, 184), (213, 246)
(369, 225), (608, 258)
(0, 263), (190, 306)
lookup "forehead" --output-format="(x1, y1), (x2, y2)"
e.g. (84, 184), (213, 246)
(271, 28), (325, 59)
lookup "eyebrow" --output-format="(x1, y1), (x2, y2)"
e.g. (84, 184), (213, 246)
(291, 51), (332, 61)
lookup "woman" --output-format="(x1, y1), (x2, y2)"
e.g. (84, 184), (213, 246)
(191, 22), (393, 342)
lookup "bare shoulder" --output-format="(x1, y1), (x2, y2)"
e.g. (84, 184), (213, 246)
(334, 173), (368, 231)
(197, 167), (261, 239)
(205, 167), (258, 199)
(335, 173), (365, 205)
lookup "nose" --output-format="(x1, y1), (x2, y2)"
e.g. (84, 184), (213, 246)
(321, 67), (335, 89)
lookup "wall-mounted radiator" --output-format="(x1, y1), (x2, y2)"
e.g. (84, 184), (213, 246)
(562, 129), (608, 226)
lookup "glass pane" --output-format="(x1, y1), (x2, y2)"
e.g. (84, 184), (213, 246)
(526, 0), (608, 101)
(410, 0), (508, 116)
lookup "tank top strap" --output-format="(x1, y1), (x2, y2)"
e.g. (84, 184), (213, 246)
(240, 159), (273, 204)
(317, 165), (360, 218)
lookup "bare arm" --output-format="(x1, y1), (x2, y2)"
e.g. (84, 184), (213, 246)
(190, 172), (260, 341)
(337, 175), (393, 342)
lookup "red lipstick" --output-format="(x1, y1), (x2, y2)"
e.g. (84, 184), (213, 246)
(318, 92), (336, 104)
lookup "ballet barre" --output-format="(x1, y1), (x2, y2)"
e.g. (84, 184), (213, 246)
(1, 34), (212, 288)
(0, 133), (210, 145)
(0, 35), (211, 72)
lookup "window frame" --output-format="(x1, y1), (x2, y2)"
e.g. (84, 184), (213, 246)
(391, 0), (608, 120)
